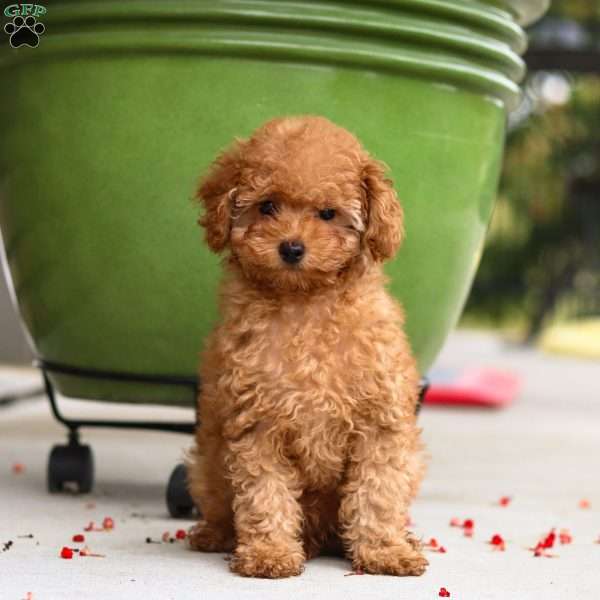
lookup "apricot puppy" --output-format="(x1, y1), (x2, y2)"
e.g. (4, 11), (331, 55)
(187, 116), (427, 578)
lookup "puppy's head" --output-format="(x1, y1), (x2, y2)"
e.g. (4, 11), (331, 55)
(197, 116), (403, 292)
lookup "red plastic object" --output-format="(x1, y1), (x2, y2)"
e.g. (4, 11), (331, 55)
(425, 368), (520, 408)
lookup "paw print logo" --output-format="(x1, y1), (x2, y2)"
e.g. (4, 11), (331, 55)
(4, 15), (45, 48)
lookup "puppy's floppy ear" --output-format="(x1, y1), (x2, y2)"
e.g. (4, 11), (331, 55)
(361, 156), (404, 262)
(197, 139), (246, 253)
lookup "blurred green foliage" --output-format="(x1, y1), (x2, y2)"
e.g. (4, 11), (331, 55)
(551, 0), (599, 20)
(464, 2), (600, 339)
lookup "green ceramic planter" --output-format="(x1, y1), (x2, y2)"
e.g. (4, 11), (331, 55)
(0, 0), (547, 405)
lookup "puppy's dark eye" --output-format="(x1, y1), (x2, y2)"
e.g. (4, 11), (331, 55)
(319, 208), (336, 221)
(259, 200), (277, 216)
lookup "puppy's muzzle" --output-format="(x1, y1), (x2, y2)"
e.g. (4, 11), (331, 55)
(279, 240), (305, 265)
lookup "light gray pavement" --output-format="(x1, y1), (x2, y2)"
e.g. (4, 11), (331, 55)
(0, 330), (599, 600)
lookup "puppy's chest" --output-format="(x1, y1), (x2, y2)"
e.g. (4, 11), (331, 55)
(251, 305), (359, 393)
(261, 307), (357, 484)
(223, 302), (368, 425)
(221, 302), (385, 487)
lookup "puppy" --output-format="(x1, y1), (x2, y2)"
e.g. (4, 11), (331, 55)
(187, 116), (427, 578)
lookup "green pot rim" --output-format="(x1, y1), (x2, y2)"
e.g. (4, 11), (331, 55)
(0, 30), (521, 108)
(1, 1), (548, 110)
(39, 2), (527, 78)
(40, 1), (528, 49)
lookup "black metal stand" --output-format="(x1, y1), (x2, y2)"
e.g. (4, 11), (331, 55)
(38, 360), (199, 517)
(38, 359), (429, 518)
(40, 361), (198, 434)
(416, 377), (429, 415)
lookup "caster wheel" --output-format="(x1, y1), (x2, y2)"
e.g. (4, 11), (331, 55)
(167, 463), (195, 518)
(47, 443), (94, 494)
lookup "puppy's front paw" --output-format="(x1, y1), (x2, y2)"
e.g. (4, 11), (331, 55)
(230, 541), (305, 578)
(352, 542), (428, 576)
(188, 520), (234, 553)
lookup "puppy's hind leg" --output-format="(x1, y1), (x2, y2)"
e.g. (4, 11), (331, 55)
(186, 435), (235, 553)
(406, 438), (427, 501)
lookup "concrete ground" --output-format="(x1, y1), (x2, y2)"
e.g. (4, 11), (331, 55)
(1, 330), (599, 600)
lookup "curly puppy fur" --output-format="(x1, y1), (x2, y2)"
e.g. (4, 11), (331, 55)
(187, 116), (427, 578)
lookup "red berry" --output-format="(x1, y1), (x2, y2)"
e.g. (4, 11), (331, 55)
(542, 531), (556, 549)
(439, 546), (447, 553)
(60, 547), (73, 559)
(490, 534), (506, 550)
(462, 519), (474, 537)
(175, 529), (187, 540)
(579, 499), (591, 509)
(499, 496), (511, 506)
(439, 587), (451, 597)
(428, 538), (438, 548)
(559, 529), (572, 545)
(530, 530), (558, 557)
(72, 534), (85, 543)
(102, 517), (115, 530)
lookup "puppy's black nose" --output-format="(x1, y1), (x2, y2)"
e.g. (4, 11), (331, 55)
(279, 240), (305, 264)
